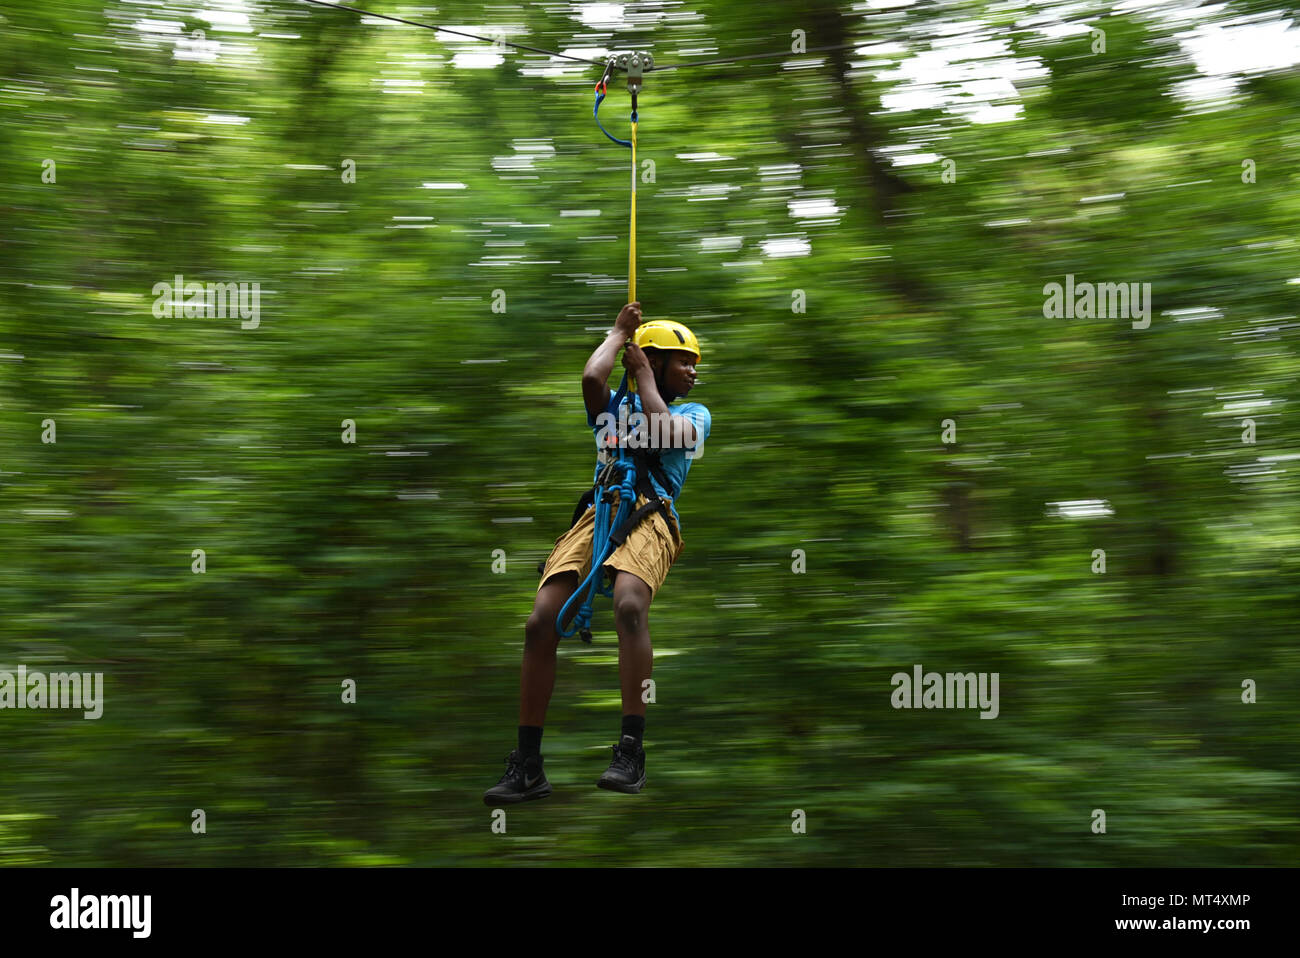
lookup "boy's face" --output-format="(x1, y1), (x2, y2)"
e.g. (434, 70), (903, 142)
(651, 349), (698, 399)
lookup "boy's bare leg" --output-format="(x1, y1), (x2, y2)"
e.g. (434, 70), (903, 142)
(611, 570), (654, 717)
(486, 573), (580, 805)
(519, 571), (580, 727)
(593, 569), (654, 793)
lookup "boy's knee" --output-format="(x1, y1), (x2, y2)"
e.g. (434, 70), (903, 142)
(525, 611), (560, 649)
(613, 595), (647, 634)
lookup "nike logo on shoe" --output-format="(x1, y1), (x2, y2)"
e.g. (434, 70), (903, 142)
(524, 772), (541, 788)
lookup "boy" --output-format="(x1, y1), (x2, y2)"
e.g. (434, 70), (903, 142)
(484, 302), (710, 803)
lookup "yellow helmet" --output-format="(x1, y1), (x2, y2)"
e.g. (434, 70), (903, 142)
(634, 320), (701, 363)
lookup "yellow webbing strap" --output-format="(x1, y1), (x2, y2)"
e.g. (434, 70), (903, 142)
(630, 120), (637, 303)
(629, 119), (638, 394)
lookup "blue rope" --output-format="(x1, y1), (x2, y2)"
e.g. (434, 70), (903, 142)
(594, 89), (633, 148)
(556, 375), (638, 639)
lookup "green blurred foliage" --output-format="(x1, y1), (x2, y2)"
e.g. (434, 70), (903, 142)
(1, 0), (1298, 866)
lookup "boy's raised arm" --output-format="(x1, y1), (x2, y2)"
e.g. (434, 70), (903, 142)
(582, 301), (641, 422)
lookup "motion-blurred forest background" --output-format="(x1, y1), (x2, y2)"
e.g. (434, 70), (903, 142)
(2, 0), (1298, 866)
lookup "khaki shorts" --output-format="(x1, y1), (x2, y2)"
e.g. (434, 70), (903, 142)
(537, 490), (684, 598)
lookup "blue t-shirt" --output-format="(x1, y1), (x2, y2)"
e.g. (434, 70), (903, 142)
(586, 392), (711, 526)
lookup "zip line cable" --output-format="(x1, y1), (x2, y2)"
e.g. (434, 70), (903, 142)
(654, 44), (859, 71)
(296, 0), (858, 74)
(297, 0), (607, 64)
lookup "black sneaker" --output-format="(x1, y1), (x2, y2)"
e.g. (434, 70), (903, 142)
(596, 735), (646, 793)
(483, 750), (552, 806)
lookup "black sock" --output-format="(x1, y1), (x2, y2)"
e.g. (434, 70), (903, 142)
(518, 725), (543, 757)
(621, 714), (645, 747)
